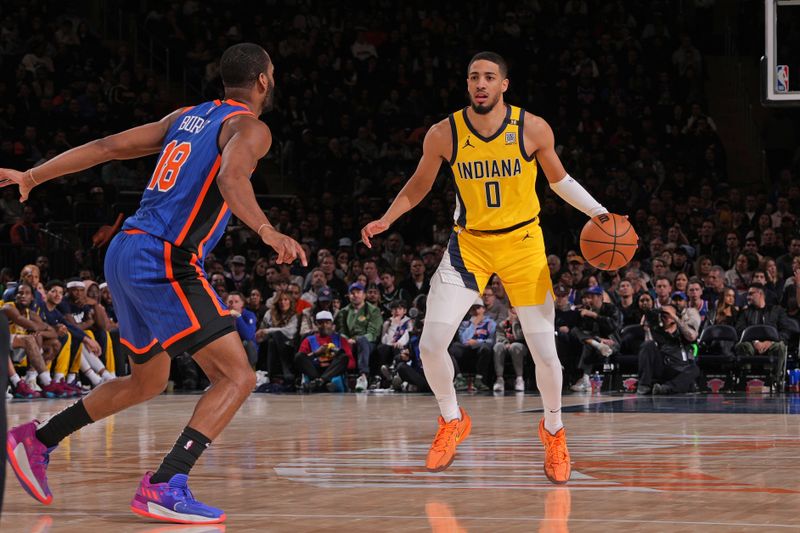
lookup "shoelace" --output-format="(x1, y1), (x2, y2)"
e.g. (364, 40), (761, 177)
(168, 484), (196, 503)
(545, 435), (568, 464)
(431, 420), (459, 450)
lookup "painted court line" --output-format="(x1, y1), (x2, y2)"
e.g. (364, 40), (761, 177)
(3, 511), (797, 528)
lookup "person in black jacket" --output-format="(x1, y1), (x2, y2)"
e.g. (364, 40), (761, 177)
(637, 304), (700, 395)
(569, 286), (621, 392)
(734, 282), (798, 382)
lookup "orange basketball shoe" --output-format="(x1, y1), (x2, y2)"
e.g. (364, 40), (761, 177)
(425, 407), (472, 472)
(538, 419), (571, 484)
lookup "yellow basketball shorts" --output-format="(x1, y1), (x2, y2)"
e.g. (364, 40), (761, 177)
(437, 222), (553, 307)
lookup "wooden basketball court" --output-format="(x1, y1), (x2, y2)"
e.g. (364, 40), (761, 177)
(3, 392), (799, 532)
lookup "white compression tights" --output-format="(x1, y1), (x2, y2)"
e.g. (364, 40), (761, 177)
(418, 274), (480, 422)
(516, 293), (564, 434)
(419, 273), (564, 432)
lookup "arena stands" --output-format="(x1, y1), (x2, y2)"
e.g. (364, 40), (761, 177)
(2, 1), (799, 395)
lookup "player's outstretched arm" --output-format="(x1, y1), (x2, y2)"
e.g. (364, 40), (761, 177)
(525, 113), (608, 219)
(216, 116), (307, 266)
(0, 108), (186, 202)
(361, 120), (451, 247)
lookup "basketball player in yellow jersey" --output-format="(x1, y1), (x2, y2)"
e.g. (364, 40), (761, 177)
(362, 52), (615, 484)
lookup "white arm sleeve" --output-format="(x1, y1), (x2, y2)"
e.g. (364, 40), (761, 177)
(548, 174), (608, 218)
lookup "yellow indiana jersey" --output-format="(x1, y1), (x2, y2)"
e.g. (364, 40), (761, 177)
(448, 104), (539, 231)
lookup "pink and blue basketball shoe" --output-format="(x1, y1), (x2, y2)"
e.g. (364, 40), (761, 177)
(130, 472), (226, 524)
(6, 421), (54, 504)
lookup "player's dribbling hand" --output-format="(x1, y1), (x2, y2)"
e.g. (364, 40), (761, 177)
(260, 226), (308, 266)
(361, 218), (390, 249)
(0, 167), (34, 202)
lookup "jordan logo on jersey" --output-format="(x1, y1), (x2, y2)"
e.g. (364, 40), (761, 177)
(462, 136), (475, 149)
(455, 158), (522, 180)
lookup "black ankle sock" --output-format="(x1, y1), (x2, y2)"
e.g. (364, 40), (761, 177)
(150, 426), (211, 484)
(35, 400), (94, 448)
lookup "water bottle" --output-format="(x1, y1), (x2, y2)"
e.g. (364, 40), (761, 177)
(590, 372), (602, 393)
(790, 368), (800, 393)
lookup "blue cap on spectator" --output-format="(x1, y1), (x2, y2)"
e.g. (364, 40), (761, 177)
(671, 291), (687, 300)
(349, 282), (365, 292)
(317, 286), (333, 302)
(584, 285), (603, 296)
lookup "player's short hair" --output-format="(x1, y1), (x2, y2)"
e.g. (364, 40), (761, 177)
(220, 43), (271, 89)
(468, 51), (508, 78)
(228, 291), (245, 300)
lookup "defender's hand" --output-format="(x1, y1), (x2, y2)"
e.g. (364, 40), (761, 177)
(0, 167), (34, 202)
(260, 226), (308, 266)
(361, 218), (390, 249)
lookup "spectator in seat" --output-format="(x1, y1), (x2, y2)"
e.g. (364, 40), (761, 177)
(365, 283), (382, 308)
(707, 287), (739, 326)
(320, 254), (348, 297)
(246, 288), (268, 324)
(225, 255), (252, 293)
(379, 268), (408, 318)
(448, 298), (496, 392)
(776, 237), (800, 280)
(295, 310), (354, 392)
(669, 291), (700, 343)
(554, 283), (581, 383)
(335, 282), (383, 392)
(749, 270), (778, 305)
(490, 275), (511, 310)
(734, 282), (796, 380)
(227, 291), (258, 368)
(374, 300), (413, 389)
(41, 279), (104, 389)
(255, 289), (300, 383)
(398, 257), (430, 300)
(702, 266), (727, 308)
(493, 306), (527, 392)
(300, 268), (327, 304)
(420, 248), (439, 277)
(482, 285), (509, 324)
(725, 253), (756, 294)
(636, 304), (700, 395)
(616, 279), (640, 326)
(3, 282), (65, 397)
(569, 286), (621, 392)
(362, 259), (381, 287)
(686, 279), (709, 322)
(653, 276), (673, 308)
(299, 286), (337, 337)
(10, 204), (44, 250)
(287, 282), (311, 314)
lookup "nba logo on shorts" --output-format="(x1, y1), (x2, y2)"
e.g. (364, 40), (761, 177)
(505, 132), (516, 145)
(776, 65), (789, 93)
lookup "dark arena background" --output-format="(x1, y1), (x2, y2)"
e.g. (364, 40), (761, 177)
(2, 1), (800, 531)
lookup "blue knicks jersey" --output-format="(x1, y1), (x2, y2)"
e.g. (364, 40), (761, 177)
(123, 99), (254, 258)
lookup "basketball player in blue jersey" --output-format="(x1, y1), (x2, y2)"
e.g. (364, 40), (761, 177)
(362, 52), (616, 484)
(0, 43), (305, 524)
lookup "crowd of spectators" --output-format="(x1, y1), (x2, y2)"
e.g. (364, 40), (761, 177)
(2, 1), (800, 395)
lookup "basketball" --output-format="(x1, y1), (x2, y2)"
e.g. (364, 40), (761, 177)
(579, 213), (639, 271)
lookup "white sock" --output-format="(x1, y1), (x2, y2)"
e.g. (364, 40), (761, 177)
(67, 373), (76, 382)
(10, 374), (21, 386)
(25, 369), (37, 382)
(84, 369), (101, 386)
(82, 346), (107, 373)
(517, 295), (564, 435)
(54, 372), (65, 382)
(38, 372), (52, 387)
